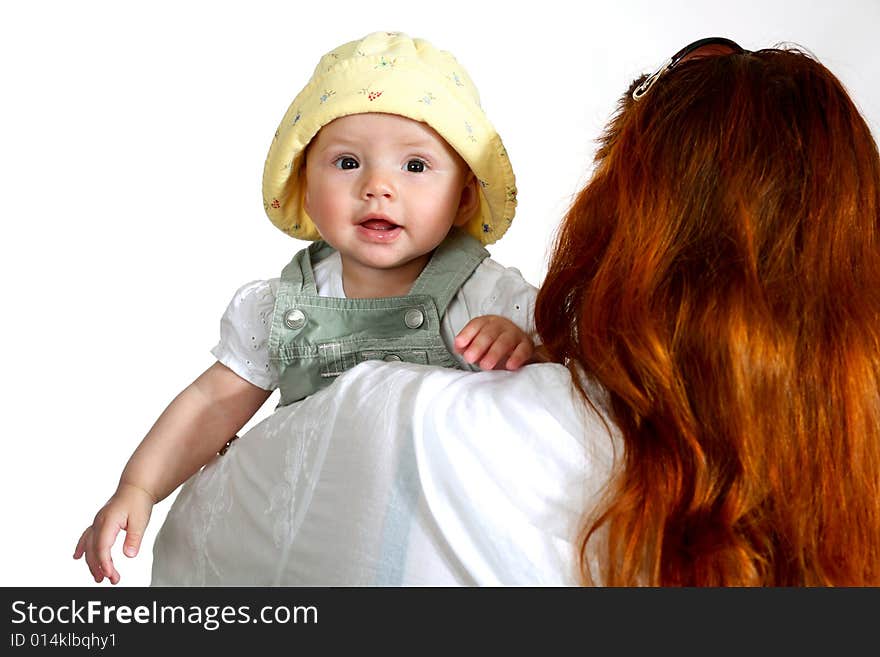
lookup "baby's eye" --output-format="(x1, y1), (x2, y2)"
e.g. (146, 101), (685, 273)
(405, 159), (427, 173)
(334, 156), (359, 170)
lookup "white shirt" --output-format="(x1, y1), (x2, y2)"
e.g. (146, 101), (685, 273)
(150, 361), (619, 586)
(210, 252), (539, 389)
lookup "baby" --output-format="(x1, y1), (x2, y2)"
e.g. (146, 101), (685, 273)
(74, 31), (538, 583)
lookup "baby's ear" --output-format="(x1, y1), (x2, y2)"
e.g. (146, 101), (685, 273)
(300, 163), (311, 215)
(454, 173), (480, 227)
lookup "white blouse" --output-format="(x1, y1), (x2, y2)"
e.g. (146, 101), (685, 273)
(151, 360), (619, 586)
(210, 252), (539, 390)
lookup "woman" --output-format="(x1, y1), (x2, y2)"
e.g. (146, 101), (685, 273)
(536, 38), (880, 585)
(151, 40), (880, 586)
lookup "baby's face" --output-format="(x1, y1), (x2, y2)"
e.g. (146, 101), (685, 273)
(304, 113), (477, 290)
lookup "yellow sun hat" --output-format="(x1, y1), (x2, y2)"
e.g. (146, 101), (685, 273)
(262, 31), (517, 245)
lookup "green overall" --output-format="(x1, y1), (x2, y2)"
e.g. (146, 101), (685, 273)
(267, 229), (489, 407)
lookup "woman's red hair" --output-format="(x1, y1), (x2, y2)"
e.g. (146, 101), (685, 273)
(536, 47), (880, 585)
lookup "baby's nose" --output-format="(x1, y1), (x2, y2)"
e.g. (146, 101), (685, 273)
(361, 169), (395, 199)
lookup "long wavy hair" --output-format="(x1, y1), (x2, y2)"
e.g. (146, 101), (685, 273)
(536, 47), (880, 585)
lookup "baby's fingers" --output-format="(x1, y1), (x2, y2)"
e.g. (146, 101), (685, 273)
(477, 333), (519, 370)
(460, 328), (502, 366)
(453, 317), (490, 352)
(73, 528), (88, 560)
(504, 339), (535, 371)
(75, 527), (105, 583)
(122, 506), (151, 559)
(94, 521), (124, 585)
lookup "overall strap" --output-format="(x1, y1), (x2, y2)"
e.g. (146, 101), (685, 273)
(278, 240), (337, 294)
(408, 229), (489, 314)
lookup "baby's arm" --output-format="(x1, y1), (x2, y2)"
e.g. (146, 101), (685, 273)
(73, 362), (271, 584)
(453, 315), (536, 371)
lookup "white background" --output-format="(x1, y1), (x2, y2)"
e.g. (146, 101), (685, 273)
(2, 0), (878, 587)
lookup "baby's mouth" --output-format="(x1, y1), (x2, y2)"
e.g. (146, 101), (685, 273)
(359, 218), (401, 231)
(356, 216), (403, 242)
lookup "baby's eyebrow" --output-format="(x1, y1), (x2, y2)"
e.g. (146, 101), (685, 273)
(398, 138), (436, 148)
(312, 137), (362, 150)
(312, 135), (442, 153)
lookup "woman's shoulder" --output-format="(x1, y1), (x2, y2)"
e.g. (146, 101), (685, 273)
(410, 362), (613, 463)
(396, 361), (616, 584)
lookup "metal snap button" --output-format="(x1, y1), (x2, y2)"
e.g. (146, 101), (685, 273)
(404, 308), (424, 329)
(284, 308), (306, 330)
(384, 354), (402, 362)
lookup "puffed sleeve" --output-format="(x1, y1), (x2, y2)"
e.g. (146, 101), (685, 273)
(210, 279), (280, 390)
(445, 258), (539, 337)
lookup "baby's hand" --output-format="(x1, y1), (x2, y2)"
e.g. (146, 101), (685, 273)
(73, 483), (155, 585)
(453, 315), (535, 371)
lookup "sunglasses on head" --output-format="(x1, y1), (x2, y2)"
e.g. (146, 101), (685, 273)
(631, 37), (748, 101)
